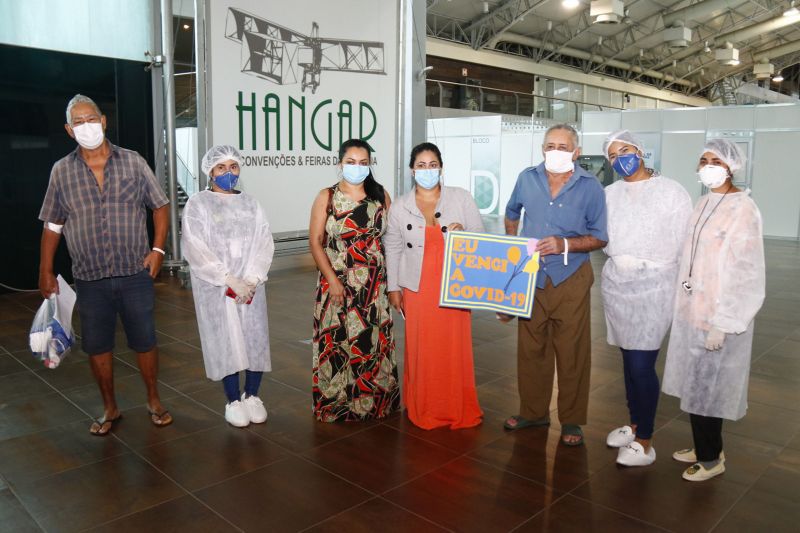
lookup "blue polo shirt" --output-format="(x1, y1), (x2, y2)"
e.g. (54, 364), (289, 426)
(505, 162), (607, 288)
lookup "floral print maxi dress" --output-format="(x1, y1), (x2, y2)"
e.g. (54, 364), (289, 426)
(312, 186), (400, 421)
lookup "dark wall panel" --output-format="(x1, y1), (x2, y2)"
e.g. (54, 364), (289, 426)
(0, 44), (153, 293)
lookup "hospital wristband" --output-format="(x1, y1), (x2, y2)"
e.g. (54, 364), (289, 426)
(152, 247), (166, 255)
(562, 238), (569, 266)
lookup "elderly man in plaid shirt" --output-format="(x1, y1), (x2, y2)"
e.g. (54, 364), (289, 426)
(38, 94), (173, 436)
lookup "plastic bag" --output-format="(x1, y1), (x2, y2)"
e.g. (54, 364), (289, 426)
(29, 276), (76, 369)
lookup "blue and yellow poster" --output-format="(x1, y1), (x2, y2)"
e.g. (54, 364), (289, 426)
(439, 232), (539, 318)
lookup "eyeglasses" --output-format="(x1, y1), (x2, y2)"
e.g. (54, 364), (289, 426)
(71, 114), (101, 126)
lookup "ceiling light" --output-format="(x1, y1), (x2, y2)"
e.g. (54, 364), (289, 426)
(562, 0), (581, 9)
(773, 72), (784, 82)
(182, 23), (191, 30)
(483, 1), (489, 13)
(784, 1), (799, 16)
(703, 41), (711, 53)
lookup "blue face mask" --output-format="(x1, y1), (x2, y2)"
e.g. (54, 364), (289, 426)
(414, 169), (441, 189)
(213, 171), (239, 191)
(341, 164), (370, 185)
(612, 153), (641, 177)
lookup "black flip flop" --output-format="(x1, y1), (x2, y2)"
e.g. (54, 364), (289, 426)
(148, 409), (173, 428)
(561, 424), (584, 446)
(89, 414), (122, 437)
(504, 415), (550, 430)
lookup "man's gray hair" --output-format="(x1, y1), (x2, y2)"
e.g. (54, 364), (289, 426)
(65, 94), (102, 125)
(543, 123), (579, 148)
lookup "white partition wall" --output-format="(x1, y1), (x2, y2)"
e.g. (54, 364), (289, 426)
(582, 104), (800, 239)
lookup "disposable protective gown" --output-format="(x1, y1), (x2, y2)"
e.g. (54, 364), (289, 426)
(602, 175), (692, 349)
(662, 191), (764, 421)
(182, 190), (274, 381)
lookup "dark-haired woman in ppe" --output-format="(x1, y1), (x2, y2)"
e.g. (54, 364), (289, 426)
(663, 139), (765, 482)
(601, 130), (692, 466)
(384, 142), (484, 430)
(308, 139), (400, 422)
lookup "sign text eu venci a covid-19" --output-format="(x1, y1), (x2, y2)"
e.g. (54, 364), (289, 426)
(235, 92), (380, 168)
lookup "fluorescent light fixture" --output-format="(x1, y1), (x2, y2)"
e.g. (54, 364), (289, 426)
(784, 1), (799, 16)
(773, 72), (784, 82)
(563, 0), (581, 9)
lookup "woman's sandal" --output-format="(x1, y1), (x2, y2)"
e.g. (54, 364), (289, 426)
(148, 409), (173, 428)
(561, 424), (584, 446)
(504, 415), (551, 430)
(89, 414), (122, 436)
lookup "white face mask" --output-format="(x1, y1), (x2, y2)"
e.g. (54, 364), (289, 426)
(72, 122), (105, 149)
(544, 149), (575, 173)
(697, 164), (728, 189)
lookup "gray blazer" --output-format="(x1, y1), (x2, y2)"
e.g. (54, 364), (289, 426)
(385, 185), (484, 293)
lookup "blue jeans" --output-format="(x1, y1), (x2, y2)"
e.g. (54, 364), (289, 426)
(621, 348), (660, 440)
(222, 370), (263, 403)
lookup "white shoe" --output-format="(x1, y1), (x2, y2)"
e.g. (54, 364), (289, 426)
(672, 448), (726, 464)
(606, 425), (636, 448)
(616, 441), (656, 467)
(682, 461), (725, 481)
(225, 400), (250, 427)
(241, 393), (268, 424)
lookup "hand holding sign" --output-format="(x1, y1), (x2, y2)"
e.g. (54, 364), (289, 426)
(440, 232), (540, 318)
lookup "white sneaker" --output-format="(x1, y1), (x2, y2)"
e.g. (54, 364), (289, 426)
(682, 461), (725, 481)
(606, 425), (636, 448)
(241, 393), (268, 424)
(225, 400), (250, 427)
(616, 441), (656, 466)
(672, 448), (726, 464)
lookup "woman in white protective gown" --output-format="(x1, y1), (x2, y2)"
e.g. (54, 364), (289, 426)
(181, 145), (275, 428)
(601, 130), (692, 467)
(663, 138), (765, 482)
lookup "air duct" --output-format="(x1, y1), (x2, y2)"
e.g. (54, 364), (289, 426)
(752, 60), (775, 79)
(591, 0), (625, 24)
(495, 32), (695, 87)
(663, 25), (693, 47)
(713, 12), (800, 46)
(662, 0), (749, 28)
(752, 39), (800, 62)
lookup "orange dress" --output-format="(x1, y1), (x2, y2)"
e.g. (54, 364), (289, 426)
(402, 225), (483, 430)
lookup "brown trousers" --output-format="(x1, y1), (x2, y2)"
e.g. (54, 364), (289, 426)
(517, 261), (593, 425)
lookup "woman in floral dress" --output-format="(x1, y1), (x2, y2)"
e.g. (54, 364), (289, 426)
(308, 139), (400, 421)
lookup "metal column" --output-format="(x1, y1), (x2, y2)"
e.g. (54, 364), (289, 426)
(161, 0), (182, 264)
(194, 0), (208, 191)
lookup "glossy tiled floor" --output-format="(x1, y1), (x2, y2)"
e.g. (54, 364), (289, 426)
(1, 240), (799, 532)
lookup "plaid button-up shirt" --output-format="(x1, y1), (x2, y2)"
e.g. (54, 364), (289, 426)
(39, 142), (169, 281)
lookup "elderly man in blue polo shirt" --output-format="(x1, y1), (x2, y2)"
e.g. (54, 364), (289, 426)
(502, 124), (607, 446)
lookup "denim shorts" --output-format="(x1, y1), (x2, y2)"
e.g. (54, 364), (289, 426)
(75, 269), (157, 355)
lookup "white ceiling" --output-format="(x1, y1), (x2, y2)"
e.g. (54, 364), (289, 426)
(427, 0), (800, 96)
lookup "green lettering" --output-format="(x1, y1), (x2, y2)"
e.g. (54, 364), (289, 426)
(311, 99), (333, 151)
(262, 93), (280, 150)
(237, 91), (257, 150)
(338, 100), (352, 146)
(288, 96), (306, 150)
(359, 101), (377, 142)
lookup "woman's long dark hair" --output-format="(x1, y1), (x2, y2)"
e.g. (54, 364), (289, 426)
(339, 139), (385, 203)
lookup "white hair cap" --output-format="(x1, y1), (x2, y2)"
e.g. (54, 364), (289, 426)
(703, 138), (745, 173)
(602, 130), (644, 160)
(201, 145), (243, 176)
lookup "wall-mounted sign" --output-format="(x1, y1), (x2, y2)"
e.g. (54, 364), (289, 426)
(208, 1), (399, 235)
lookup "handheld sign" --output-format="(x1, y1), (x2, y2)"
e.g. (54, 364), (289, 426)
(439, 231), (539, 318)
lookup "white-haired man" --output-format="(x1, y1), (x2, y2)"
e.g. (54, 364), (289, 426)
(502, 124), (608, 446)
(38, 94), (173, 435)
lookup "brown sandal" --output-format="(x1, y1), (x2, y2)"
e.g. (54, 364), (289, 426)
(148, 409), (173, 428)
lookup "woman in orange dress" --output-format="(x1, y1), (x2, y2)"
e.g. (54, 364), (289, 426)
(384, 142), (484, 429)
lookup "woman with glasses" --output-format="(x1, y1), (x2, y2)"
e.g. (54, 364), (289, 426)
(384, 142), (484, 429)
(309, 139), (400, 422)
